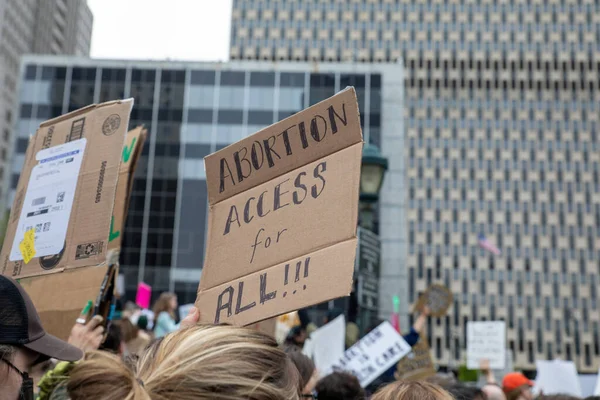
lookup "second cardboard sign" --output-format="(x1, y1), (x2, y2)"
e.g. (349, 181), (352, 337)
(197, 87), (363, 326)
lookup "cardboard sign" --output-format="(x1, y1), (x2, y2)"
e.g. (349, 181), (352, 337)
(467, 321), (506, 370)
(534, 360), (582, 397)
(303, 315), (346, 372)
(135, 282), (152, 309)
(247, 317), (277, 337)
(108, 126), (147, 252)
(413, 284), (453, 317)
(326, 322), (411, 387)
(2, 100), (133, 340)
(1, 99), (133, 278)
(196, 88), (363, 326)
(395, 334), (436, 381)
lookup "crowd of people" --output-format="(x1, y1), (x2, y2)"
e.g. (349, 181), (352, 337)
(0, 275), (595, 400)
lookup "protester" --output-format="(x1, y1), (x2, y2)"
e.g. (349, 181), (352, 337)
(0, 275), (102, 400)
(61, 324), (299, 400)
(446, 385), (487, 400)
(371, 381), (454, 400)
(502, 372), (534, 400)
(315, 372), (366, 400)
(285, 347), (318, 397)
(152, 292), (179, 338)
(284, 325), (308, 351)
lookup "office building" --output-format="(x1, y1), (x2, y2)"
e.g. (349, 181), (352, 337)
(11, 56), (406, 327)
(231, 0), (600, 372)
(0, 0), (92, 209)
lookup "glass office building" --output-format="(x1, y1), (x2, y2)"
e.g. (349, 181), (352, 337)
(10, 56), (406, 322)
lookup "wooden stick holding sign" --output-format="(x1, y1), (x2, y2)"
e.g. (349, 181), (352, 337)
(196, 88), (363, 326)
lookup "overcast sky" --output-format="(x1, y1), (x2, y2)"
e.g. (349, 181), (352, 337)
(88, 0), (232, 61)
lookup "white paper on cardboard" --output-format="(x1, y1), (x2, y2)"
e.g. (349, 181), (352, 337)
(10, 139), (87, 260)
(326, 321), (411, 387)
(304, 315), (346, 372)
(466, 321), (506, 370)
(534, 360), (582, 397)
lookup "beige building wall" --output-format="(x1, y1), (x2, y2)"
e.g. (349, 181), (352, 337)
(231, 0), (600, 372)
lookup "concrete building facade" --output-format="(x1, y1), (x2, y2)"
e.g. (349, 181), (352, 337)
(230, 0), (600, 372)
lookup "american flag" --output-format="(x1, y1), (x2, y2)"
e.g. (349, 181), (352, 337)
(478, 234), (501, 256)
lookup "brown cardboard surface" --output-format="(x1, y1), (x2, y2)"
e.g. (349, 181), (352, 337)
(205, 87), (362, 205)
(197, 88), (363, 326)
(247, 317), (277, 338)
(413, 284), (454, 317)
(17, 265), (109, 341)
(200, 143), (362, 290)
(108, 126), (147, 252)
(0, 99), (133, 278)
(197, 239), (357, 326)
(395, 334), (436, 381)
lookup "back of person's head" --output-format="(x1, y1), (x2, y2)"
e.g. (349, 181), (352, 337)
(152, 292), (176, 318)
(66, 324), (300, 400)
(482, 384), (507, 400)
(137, 315), (149, 331)
(284, 347), (316, 394)
(99, 322), (123, 355)
(447, 384), (487, 400)
(371, 381), (454, 400)
(315, 372), (366, 400)
(118, 319), (140, 343)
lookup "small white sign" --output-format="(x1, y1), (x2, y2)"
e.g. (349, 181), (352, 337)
(11, 139), (87, 260)
(535, 360), (582, 397)
(467, 321), (506, 370)
(326, 321), (411, 387)
(303, 315), (346, 372)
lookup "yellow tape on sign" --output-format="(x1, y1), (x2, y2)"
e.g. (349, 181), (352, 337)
(19, 229), (36, 264)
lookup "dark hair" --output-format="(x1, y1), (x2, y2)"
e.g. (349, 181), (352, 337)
(284, 348), (315, 392)
(137, 315), (149, 331)
(585, 397), (600, 400)
(315, 372), (366, 400)
(543, 396), (584, 400)
(446, 385), (487, 400)
(99, 323), (122, 354)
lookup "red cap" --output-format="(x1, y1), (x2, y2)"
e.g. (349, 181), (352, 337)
(502, 372), (534, 393)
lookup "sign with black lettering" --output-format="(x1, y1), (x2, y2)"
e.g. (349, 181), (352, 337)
(467, 321), (506, 370)
(413, 284), (453, 317)
(196, 88), (363, 326)
(325, 322), (412, 387)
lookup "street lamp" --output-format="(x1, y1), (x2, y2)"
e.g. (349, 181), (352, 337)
(359, 143), (389, 231)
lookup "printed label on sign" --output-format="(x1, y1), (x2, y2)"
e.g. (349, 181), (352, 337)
(10, 139), (87, 261)
(19, 229), (36, 264)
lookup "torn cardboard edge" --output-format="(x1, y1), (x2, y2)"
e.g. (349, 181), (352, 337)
(205, 87), (362, 206)
(196, 238), (358, 326)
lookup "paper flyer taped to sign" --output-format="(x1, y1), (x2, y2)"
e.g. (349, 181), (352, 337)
(196, 88), (363, 326)
(467, 321), (506, 370)
(325, 322), (412, 387)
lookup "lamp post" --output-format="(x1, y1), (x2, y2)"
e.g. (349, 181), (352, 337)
(355, 143), (388, 335)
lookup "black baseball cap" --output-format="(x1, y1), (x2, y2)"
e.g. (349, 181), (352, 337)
(0, 275), (83, 361)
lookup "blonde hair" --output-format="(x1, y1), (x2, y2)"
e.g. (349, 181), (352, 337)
(66, 325), (300, 400)
(371, 381), (454, 400)
(152, 292), (176, 320)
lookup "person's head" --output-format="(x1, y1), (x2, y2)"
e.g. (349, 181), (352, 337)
(136, 315), (149, 332)
(447, 384), (487, 400)
(502, 373), (534, 400)
(285, 325), (308, 348)
(99, 322), (124, 355)
(152, 292), (178, 318)
(117, 319), (139, 344)
(482, 384), (507, 400)
(543, 396), (583, 400)
(65, 324), (300, 400)
(285, 348), (317, 396)
(0, 275), (83, 400)
(315, 372), (366, 400)
(371, 381), (454, 400)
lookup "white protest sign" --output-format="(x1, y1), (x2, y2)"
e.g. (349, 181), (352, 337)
(594, 368), (600, 396)
(303, 315), (346, 371)
(467, 321), (506, 370)
(534, 360), (582, 397)
(326, 321), (411, 387)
